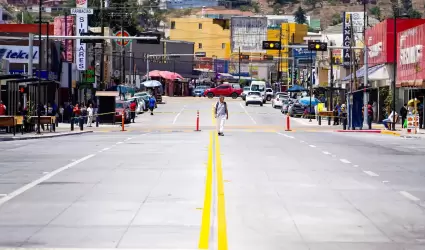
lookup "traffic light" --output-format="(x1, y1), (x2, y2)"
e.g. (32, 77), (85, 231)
(262, 41), (281, 50)
(308, 41), (328, 51)
(263, 55), (274, 60)
(239, 54), (249, 60)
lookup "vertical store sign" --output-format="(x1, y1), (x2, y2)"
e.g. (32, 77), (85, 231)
(75, 0), (88, 70)
(342, 12), (365, 66)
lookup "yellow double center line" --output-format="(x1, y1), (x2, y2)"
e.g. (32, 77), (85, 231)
(198, 131), (228, 250)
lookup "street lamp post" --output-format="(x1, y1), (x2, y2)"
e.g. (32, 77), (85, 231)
(36, 0), (42, 134)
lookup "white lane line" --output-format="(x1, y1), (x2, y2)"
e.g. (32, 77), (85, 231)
(277, 132), (294, 139)
(102, 147), (111, 151)
(353, 165), (359, 168)
(300, 140), (305, 143)
(172, 106), (186, 125)
(0, 194), (6, 197)
(0, 154), (95, 207)
(382, 180), (389, 183)
(124, 137), (133, 141)
(322, 151), (331, 155)
(340, 159), (351, 164)
(399, 191), (420, 202)
(239, 102), (257, 124)
(116, 142), (123, 145)
(363, 170), (379, 177)
(309, 145), (316, 148)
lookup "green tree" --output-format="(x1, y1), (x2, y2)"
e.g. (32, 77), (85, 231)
(304, 0), (320, 9)
(407, 9), (422, 18)
(331, 13), (342, 25)
(16, 11), (34, 24)
(369, 6), (381, 20)
(272, 3), (283, 15)
(294, 7), (307, 24)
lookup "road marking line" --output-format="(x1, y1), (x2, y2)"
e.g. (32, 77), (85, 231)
(309, 145), (316, 148)
(353, 165), (359, 168)
(363, 171), (379, 177)
(382, 180), (389, 183)
(0, 194), (6, 197)
(102, 147), (111, 151)
(124, 137), (133, 141)
(300, 140), (305, 143)
(322, 151), (331, 155)
(173, 105), (186, 125)
(340, 159), (351, 164)
(239, 102), (257, 124)
(400, 191), (420, 202)
(116, 142), (123, 145)
(277, 132), (294, 139)
(215, 133), (228, 250)
(198, 132), (214, 249)
(0, 154), (95, 207)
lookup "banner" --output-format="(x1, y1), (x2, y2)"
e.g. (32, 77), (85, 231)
(54, 16), (74, 62)
(75, 0), (88, 70)
(342, 12), (365, 65)
(231, 17), (267, 53)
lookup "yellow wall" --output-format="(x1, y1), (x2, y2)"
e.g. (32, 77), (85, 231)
(267, 23), (308, 73)
(169, 18), (231, 59)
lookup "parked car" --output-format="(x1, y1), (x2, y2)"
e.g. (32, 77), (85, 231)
(240, 86), (250, 101)
(192, 86), (207, 97)
(281, 99), (294, 114)
(245, 91), (263, 106)
(128, 97), (145, 114)
(271, 93), (288, 108)
(265, 88), (274, 101)
(140, 95), (150, 111)
(204, 84), (243, 99)
(115, 101), (131, 123)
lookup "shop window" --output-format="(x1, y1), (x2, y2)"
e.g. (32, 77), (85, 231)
(171, 21), (175, 29)
(199, 43), (203, 49)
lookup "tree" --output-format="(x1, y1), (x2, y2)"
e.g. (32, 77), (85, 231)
(16, 11), (34, 24)
(407, 9), (422, 18)
(369, 6), (381, 20)
(272, 3), (282, 15)
(294, 7), (307, 24)
(304, 0), (321, 9)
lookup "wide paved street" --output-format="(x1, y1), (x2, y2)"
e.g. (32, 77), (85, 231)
(0, 97), (425, 250)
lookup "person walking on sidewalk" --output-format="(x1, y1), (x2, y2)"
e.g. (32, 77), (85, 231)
(129, 101), (137, 122)
(400, 103), (408, 128)
(87, 104), (94, 127)
(215, 96), (229, 136)
(149, 95), (156, 115)
(367, 102), (373, 129)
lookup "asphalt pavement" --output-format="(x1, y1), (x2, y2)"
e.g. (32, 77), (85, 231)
(0, 96), (424, 250)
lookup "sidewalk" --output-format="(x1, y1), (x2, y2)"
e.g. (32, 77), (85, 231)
(0, 125), (93, 141)
(290, 117), (386, 130)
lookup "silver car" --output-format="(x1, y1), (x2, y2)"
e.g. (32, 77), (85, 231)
(240, 86), (250, 101)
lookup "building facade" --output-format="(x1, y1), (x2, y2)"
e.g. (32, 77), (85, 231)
(169, 17), (231, 59)
(165, 0), (218, 9)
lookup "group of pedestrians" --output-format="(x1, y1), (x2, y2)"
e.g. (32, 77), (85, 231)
(72, 103), (95, 127)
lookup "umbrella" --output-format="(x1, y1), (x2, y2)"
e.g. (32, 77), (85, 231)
(408, 99), (421, 106)
(299, 97), (320, 106)
(142, 80), (162, 88)
(147, 70), (162, 77)
(287, 85), (307, 92)
(160, 71), (183, 80)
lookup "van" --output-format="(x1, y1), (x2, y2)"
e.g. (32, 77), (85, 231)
(250, 81), (266, 103)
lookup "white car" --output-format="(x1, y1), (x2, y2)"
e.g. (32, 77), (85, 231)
(241, 86), (250, 100)
(128, 97), (145, 114)
(245, 91), (263, 106)
(271, 93), (289, 108)
(265, 88), (274, 101)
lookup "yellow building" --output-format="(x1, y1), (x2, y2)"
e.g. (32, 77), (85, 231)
(169, 18), (231, 59)
(267, 23), (308, 73)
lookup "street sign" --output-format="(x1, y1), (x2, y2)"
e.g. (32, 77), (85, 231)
(115, 31), (131, 47)
(71, 8), (94, 14)
(195, 52), (206, 57)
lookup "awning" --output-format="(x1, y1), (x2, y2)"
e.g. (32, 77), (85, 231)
(342, 64), (388, 82)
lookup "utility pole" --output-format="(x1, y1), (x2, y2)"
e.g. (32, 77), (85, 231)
(277, 27), (282, 83)
(120, 0), (125, 85)
(291, 33), (295, 88)
(363, 1), (369, 128)
(329, 41), (334, 111)
(36, 0), (42, 134)
(100, 0), (105, 90)
(238, 47), (241, 83)
(309, 49), (313, 122)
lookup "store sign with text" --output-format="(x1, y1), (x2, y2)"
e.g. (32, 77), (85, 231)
(75, 0), (89, 70)
(0, 45), (39, 63)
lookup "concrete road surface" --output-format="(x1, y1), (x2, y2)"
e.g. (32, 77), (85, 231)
(0, 97), (424, 250)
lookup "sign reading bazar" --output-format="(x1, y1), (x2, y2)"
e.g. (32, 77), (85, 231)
(0, 45), (39, 63)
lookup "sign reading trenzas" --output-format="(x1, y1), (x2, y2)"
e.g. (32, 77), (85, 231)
(0, 45), (39, 63)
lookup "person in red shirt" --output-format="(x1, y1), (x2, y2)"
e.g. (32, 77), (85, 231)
(129, 101), (137, 123)
(367, 101), (373, 129)
(73, 103), (80, 125)
(0, 101), (6, 116)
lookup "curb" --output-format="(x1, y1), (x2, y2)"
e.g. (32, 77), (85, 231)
(0, 131), (93, 141)
(335, 129), (382, 133)
(380, 130), (401, 136)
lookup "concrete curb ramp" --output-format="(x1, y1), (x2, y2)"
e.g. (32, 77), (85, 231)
(0, 131), (93, 141)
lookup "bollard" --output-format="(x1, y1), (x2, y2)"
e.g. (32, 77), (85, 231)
(318, 116), (321, 125)
(79, 117), (84, 131)
(285, 115), (291, 131)
(195, 110), (201, 131)
(121, 111), (125, 131)
(328, 117), (331, 125)
(70, 117), (74, 131)
(343, 113), (347, 130)
(96, 115), (99, 127)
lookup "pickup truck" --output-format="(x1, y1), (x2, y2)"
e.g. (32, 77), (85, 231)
(204, 84), (243, 99)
